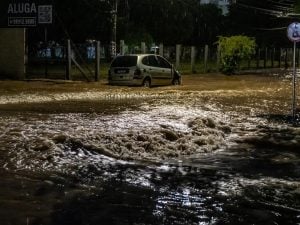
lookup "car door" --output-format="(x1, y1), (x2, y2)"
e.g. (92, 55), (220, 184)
(146, 55), (172, 85)
(156, 56), (172, 85)
(142, 55), (161, 85)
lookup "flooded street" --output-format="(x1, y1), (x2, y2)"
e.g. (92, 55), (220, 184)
(0, 74), (300, 225)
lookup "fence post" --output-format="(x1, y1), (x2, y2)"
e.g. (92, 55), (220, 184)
(217, 44), (221, 71)
(256, 48), (260, 69)
(263, 48), (267, 68)
(66, 39), (71, 80)
(297, 49), (300, 67)
(285, 48), (288, 69)
(176, 44), (181, 68)
(271, 48), (275, 68)
(159, 43), (164, 56)
(191, 46), (196, 73)
(95, 41), (100, 81)
(278, 48), (282, 68)
(141, 42), (146, 54)
(120, 40), (125, 55)
(44, 27), (48, 78)
(204, 45), (209, 72)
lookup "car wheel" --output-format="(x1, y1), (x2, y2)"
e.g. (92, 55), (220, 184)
(172, 78), (181, 85)
(143, 78), (151, 88)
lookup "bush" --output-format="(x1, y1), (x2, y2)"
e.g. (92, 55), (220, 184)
(218, 35), (256, 74)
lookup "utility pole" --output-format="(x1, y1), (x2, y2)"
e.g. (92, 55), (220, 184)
(100, 0), (118, 58)
(110, 0), (118, 58)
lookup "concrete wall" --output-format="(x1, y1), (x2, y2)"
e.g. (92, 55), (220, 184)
(0, 28), (25, 80)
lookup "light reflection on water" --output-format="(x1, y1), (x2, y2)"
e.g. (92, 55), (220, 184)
(0, 87), (300, 224)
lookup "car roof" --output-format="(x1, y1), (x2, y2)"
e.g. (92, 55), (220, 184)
(116, 54), (159, 57)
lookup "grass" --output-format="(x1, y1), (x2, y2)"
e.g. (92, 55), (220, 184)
(26, 62), (111, 81)
(25, 57), (294, 81)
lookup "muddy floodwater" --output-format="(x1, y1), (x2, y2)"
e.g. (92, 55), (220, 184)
(0, 74), (300, 225)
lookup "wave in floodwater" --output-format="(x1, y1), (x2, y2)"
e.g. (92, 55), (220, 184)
(1, 94), (300, 224)
(1, 103), (230, 171)
(1, 97), (300, 169)
(0, 90), (187, 105)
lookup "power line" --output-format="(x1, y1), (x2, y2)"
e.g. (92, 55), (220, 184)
(235, 0), (296, 17)
(254, 27), (287, 31)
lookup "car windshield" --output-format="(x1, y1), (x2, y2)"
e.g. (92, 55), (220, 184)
(111, 56), (137, 67)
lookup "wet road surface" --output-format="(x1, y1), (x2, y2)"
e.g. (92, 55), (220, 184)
(0, 74), (300, 225)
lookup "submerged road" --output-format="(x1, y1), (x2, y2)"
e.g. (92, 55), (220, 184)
(0, 74), (300, 225)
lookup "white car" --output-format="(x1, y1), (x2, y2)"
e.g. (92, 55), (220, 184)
(108, 54), (181, 87)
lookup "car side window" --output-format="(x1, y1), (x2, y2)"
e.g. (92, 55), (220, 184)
(142, 56), (149, 66)
(148, 56), (159, 67)
(157, 56), (172, 68)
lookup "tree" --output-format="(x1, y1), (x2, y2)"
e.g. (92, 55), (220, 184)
(218, 35), (256, 74)
(127, 0), (198, 45)
(52, 0), (112, 42)
(194, 4), (225, 45)
(21, 0), (298, 48)
(295, 1), (300, 13)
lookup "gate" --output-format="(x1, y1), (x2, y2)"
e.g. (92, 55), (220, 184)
(26, 37), (105, 81)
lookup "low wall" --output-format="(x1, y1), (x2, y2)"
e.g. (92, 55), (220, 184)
(0, 28), (25, 80)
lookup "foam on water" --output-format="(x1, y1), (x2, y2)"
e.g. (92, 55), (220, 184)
(2, 93), (300, 175)
(1, 76), (300, 225)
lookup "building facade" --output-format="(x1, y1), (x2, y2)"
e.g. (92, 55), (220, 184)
(0, 28), (26, 80)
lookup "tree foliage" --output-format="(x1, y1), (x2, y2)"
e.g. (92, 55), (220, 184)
(27, 0), (225, 46)
(126, 0), (200, 45)
(295, 1), (300, 13)
(19, 0), (298, 48)
(194, 4), (225, 45)
(218, 35), (256, 74)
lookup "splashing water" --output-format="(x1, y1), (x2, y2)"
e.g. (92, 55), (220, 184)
(1, 75), (300, 225)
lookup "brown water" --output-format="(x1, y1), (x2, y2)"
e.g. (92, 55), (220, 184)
(0, 74), (300, 225)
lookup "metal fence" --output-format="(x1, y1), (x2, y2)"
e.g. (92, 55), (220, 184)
(26, 40), (109, 80)
(26, 40), (300, 80)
